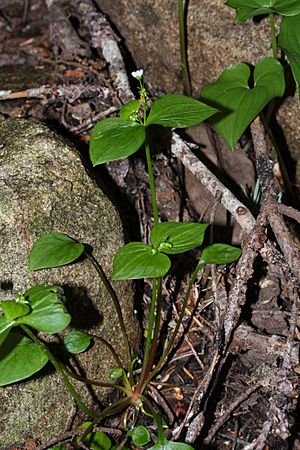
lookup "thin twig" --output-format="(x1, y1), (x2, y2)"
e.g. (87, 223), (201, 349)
(203, 384), (261, 445)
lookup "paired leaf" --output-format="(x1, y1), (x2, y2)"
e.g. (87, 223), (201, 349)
(128, 426), (150, 446)
(200, 57), (285, 148)
(151, 222), (208, 254)
(120, 99), (140, 120)
(200, 244), (242, 265)
(226, 0), (300, 22)
(0, 332), (49, 386)
(146, 94), (218, 128)
(29, 232), (84, 271)
(64, 330), (93, 353)
(278, 14), (300, 94)
(90, 118), (146, 165)
(113, 242), (171, 280)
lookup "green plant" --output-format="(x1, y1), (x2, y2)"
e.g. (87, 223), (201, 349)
(0, 70), (242, 448)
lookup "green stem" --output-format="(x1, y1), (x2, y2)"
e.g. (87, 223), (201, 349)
(92, 334), (124, 369)
(85, 251), (132, 365)
(63, 365), (128, 394)
(139, 278), (158, 386)
(144, 136), (159, 226)
(178, 0), (192, 96)
(142, 261), (204, 389)
(141, 278), (162, 381)
(269, 13), (277, 59)
(21, 325), (97, 419)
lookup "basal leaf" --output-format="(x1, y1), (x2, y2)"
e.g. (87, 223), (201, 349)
(200, 57), (285, 148)
(17, 285), (71, 334)
(200, 244), (242, 265)
(90, 118), (146, 165)
(112, 242), (171, 280)
(226, 0), (300, 22)
(278, 14), (300, 95)
(120, 99), (140, 120)
(149, 438), (194, 450)
(78, 422), (112, 450)
(29, 232), (84, 271)
(64, 330), (93, 353)
(0, 316), (13, 346)
(128, 426), (150, 446)
(150, 222), (209, 255)
(146, 94), (218, 128)
(0, 332), (49, 386)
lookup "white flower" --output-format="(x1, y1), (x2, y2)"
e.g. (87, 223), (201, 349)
(131, 69), (144, 79)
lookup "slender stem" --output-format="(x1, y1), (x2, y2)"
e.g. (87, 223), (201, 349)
(139, 278), (158, 386)
(269, 13), (277, 59)
(63, 365), (128, 394)
(178, 0), (192, 96)
(141, 278), (162, 381)
(79, 397), (132, 442)
(144, 136), (159, 226)
(21, 325), (97, 419)
(84, 251), (132, 365)
(92, 334), (124, 369)
(142, 261), (204, 389)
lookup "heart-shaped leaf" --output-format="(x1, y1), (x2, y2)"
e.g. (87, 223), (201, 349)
(146, 94), (218, 128)
(120, 99), (140, 120)
(64, 330), (93, 353)
(113, 242), (171, 280)
(18, 285), (71, 334)
(200, 57), (285, 148)
(226, 0), (300, 22)
(150, 222), (209, 254)
(29, 232), (85, 271)
(90, 118), (146, 165)
(0, 332), (49, 386)
(278, 14), (300, 95)
(200, 244), (242, 265)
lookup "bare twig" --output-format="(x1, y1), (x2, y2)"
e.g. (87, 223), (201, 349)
(171, 133), (256, 234)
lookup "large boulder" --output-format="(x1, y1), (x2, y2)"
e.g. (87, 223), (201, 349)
(97, 0), (300, 171)
(0, 118), (139, 446)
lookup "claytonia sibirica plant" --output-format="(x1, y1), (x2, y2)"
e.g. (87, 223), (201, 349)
(0, 70), (242, 448)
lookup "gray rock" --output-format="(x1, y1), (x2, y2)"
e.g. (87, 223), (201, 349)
(0, 118), (139, 446)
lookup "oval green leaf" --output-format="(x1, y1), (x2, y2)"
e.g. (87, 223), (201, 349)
(278, 14), (300, 95)
(150, 222), (209, 255)
(109, 367), (124, 380)
(120, 99), (140, 120)
(226, 0), (300, 22)
(200, 57), (285, 149)
(200, 244), (242, 265)
(64, 330), (93, 353)
(90, 118), (146, 165)
(112, 242), (171, 280)
(78, 423), (112, 450)
(128, 425), (150, 446)
(149, 440), (194, 450)
(146, 94), (218, 128)
(0, 332), (49, 386)
(29, 232), (84, 271)
(17, 285), (71, 334)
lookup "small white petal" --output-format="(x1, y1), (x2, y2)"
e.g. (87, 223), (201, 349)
(131, 69), (144, 79)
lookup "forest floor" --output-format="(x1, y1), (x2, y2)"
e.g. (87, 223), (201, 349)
(0, 1), (299, 449)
